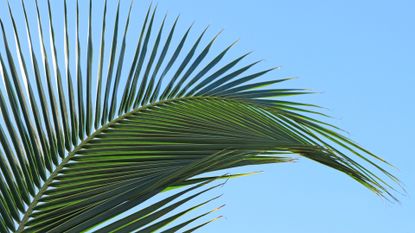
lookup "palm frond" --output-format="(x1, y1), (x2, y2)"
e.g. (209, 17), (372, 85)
(0, 0), (399, 232)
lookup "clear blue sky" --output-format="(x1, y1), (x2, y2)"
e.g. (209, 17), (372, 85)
(1, 0), (414, 232)
(147, 0), (414, 232)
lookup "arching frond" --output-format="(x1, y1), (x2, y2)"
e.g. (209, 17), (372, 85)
(0, 0), (399, 232)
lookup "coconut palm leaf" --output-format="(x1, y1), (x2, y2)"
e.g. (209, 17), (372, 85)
(0, 0), (399, 232)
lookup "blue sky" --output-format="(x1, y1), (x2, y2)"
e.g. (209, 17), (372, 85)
(146, 0), (415, 232)
(0, 0), (414, 232)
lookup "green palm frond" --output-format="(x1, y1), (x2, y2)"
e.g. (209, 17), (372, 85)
(0, 0), (399, 232)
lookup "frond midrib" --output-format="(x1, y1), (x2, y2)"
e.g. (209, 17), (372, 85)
(16, 95), (217, 232)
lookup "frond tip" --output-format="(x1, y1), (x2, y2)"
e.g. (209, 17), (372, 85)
(0, 0), (400, 232)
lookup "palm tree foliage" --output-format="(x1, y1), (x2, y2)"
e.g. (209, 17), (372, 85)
(0, 0), (399, 232)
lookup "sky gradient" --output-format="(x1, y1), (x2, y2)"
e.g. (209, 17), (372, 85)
(148, 1), (414, 232)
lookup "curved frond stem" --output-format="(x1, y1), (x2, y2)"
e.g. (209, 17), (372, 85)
(16, 96), (215, 231)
